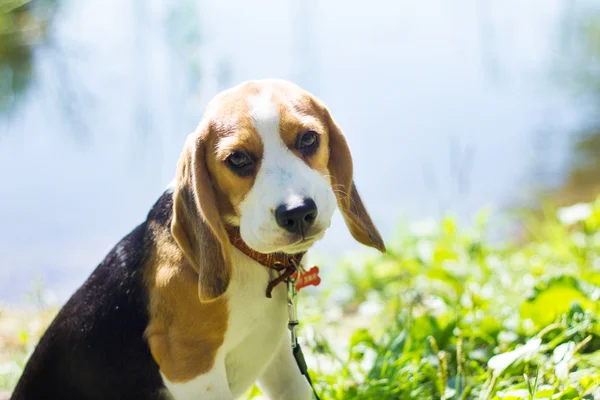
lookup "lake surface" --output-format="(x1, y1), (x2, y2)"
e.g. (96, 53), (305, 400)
(0, 0), (587, 303)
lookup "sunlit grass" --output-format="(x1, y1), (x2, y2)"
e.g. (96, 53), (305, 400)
(284, 197), (600, 399)
(0, 306), (57, 393)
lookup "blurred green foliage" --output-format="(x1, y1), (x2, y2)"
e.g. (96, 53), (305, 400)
(261, 197), (600, 400)
(0, 306), (56, 393)
(552, 3), (600, 206)
(0, 0), (58, 113)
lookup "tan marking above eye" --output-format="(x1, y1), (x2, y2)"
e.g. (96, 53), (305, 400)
(279, 124), (325, 149)
(274, 99), (330, 172)
(214, 131), (263, 162)
(205, 122), (263, 221)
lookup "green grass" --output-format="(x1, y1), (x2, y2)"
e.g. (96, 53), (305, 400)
(2, 197), (600, 399)
(286, 197), (600, 399)
(0, 307), (57, 393)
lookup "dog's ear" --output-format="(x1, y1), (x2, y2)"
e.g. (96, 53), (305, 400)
(325, 108), (386, 253)
(171, 123), (231, 302)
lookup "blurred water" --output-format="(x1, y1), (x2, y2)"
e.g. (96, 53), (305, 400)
(0, 0), (586, 303)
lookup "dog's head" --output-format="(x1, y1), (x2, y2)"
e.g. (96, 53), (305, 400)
(171, 79), (385, 301)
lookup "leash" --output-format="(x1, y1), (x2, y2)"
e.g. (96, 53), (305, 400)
(225, 227), (321, 398)
(287, 270), (321, 400)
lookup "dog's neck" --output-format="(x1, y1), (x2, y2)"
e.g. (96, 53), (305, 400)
(225, 227), (305, 298)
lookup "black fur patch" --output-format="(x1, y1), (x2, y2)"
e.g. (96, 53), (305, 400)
(11, 192), (175, 400)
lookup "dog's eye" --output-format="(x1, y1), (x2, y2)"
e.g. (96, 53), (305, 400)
(296, 130), (319, 156)
(226, 151), (253, 171)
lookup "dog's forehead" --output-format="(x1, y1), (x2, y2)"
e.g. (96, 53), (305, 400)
(206, 80), (322, 137)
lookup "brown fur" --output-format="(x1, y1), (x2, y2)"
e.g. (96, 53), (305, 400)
(277, 92), (330, 175)
(171, 125), (233, 301)
(273, 80), (385, 251)
(323, 106), (386, 252)
(144, 79), (385, 384)
(144, 221), (228, 383)
(209, 110), (262, 221)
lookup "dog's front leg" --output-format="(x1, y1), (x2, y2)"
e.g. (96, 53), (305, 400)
(257, 334), (313, 400)
(162, 355), (234, 400)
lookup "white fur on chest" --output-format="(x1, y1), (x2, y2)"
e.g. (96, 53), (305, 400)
(224, 245), (289, 397)
(161, 247), (294, 400)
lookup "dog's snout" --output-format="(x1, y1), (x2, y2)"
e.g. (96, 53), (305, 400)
(275, 198), (318, 234)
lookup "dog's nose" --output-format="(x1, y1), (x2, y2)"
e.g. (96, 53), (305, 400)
(275, 198), (318, 234)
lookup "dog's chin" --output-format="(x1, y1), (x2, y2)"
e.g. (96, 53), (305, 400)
(242, 229), (327, 255)
(243, 237), (315, 255)
(277, 240), (316, 254)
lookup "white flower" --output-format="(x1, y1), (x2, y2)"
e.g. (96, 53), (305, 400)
(552, 341), (575, 363)
(553, 342), (575, 381)
(488, 337), (542, 375)
(557, 203), (592, 225)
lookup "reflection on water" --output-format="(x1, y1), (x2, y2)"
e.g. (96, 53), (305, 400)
(0, 0), (593, 303)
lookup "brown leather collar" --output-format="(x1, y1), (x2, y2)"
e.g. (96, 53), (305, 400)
(226, 227), (305, 298)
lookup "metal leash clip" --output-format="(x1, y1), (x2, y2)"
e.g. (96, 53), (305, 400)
(287, 260), (300, 349)
(287, 259), (321, 400)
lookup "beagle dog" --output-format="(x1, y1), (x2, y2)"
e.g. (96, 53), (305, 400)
(11, 79), (385, 400)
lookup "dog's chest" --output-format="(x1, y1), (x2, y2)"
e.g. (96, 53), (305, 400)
(223, 247), (289, 396)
